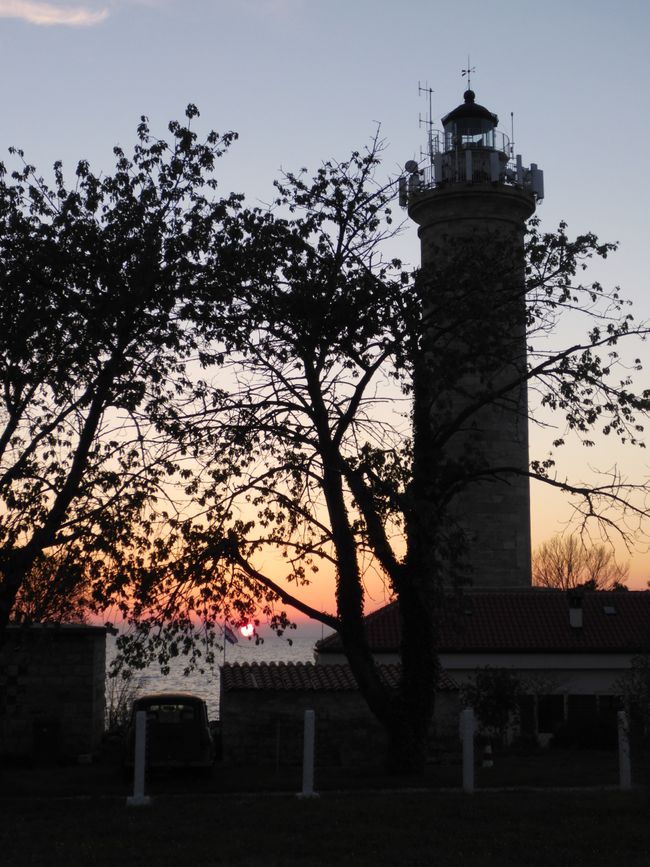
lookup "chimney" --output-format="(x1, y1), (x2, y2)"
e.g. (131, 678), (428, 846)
(568, 592), (583, 629)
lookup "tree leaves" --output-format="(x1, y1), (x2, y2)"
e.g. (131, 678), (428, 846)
(0, 108), (240, 633)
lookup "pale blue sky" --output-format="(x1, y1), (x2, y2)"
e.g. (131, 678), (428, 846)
(1, 0), (649, 583)
(2, 0), (648, 277)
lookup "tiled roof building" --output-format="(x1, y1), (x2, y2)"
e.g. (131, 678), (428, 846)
(221, 661), (457, 692)
(315, 591), (650, 656)
(220, 591), (650, 765)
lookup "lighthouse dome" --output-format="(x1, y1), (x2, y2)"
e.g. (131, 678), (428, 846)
(441, 90), (498, 136)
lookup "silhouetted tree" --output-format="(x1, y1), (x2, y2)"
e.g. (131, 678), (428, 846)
(12, 553), (90, 623)
(0, 107), (240, 641)
(532, 534), (629, 591)
(6, 117), (648, 771)
(119, 136), (649, 770)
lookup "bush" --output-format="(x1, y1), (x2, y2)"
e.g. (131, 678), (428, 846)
(105, 673), (142, 734)
(461, 667), (522, 746)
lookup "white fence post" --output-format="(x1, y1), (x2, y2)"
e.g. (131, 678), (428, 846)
(298, 708), (319, 799)
(126, 710), (151, 807)
(618, 710), (632, 791)
(461, 707), (475, 794)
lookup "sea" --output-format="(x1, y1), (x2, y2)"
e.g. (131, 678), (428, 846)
(106, 624), (330, 720)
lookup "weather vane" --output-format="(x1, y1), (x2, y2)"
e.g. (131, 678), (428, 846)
(461, 57), (476, 90)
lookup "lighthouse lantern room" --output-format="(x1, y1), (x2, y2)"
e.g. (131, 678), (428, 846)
(399, 89), (544, 205)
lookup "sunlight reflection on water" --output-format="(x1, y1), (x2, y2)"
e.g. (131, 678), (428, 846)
(106, 632), (319, 719)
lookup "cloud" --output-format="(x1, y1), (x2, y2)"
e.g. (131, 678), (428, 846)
(0, 0), (108, 25)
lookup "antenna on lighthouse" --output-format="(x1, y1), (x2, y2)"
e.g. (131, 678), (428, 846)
(418, 81), (435, 165)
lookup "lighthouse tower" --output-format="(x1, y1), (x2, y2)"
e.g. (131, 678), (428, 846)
(402, 88), (544, 588)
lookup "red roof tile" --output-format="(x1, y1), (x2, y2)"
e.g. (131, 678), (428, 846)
(221, 661), (456, 691)
(315, 591), (650, 655)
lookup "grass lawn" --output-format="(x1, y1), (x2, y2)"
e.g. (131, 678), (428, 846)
(2, 745), (640, 797)
(2, 747), (649, 865)
(1, 789), (649, 866)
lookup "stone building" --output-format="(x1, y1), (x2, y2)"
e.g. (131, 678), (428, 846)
(220, 661), (457, 766)
(0, 624), (106, 761)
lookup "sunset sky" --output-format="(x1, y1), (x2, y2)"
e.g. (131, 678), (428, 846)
(1, 0), (649, 612)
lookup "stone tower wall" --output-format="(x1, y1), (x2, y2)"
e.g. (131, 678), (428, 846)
(408, 183), (535, 588)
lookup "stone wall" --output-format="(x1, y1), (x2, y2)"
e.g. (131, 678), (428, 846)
(0, 625), (106, 760)
(221, 689), (459, 767)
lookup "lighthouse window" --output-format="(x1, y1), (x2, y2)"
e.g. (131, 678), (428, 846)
(461, 131), (495, 148)
(445, 123), (495, 150)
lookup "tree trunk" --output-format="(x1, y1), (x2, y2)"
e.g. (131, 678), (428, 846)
(381, 295), (450, 774)
(0, 558), (28, 648)
(387, 575), (441, 774)
(386, 704), (432, 774)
